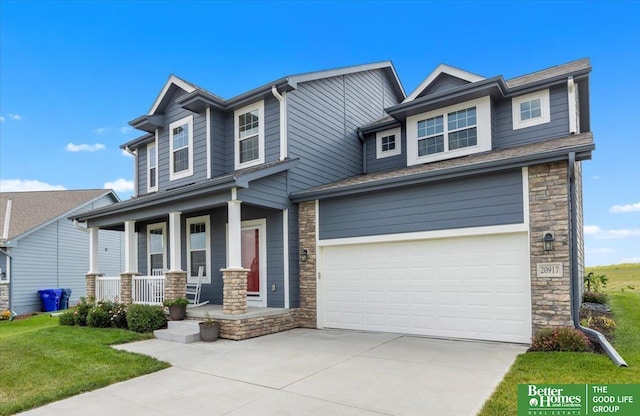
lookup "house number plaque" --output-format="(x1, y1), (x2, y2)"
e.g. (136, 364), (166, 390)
(536, 262), (563, 277)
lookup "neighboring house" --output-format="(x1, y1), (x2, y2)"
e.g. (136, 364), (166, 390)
(0, 190), (123, 314)
(73, 59), (592, 344)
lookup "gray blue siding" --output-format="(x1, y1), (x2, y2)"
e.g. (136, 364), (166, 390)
(237, 172), (289, 210)
(417, 74), (470, 98)
(494, 85), (569, 148)
(365, 129), (407, 173)
(287, 69), (401, 193)
(8, 194), (122, 314)
(319, 169), (524, 240)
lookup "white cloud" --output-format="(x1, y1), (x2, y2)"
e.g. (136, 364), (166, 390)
(586, 247), (615, 254)
(621, 257), (640, 264)
(104, 178), (134, 193)
(94, 127), (109, 135)
(66, 142), (106, 152)
(0, 116), (4, 122)
(0, 179), (66, 192)
(119, 126), (132, 134)
(591, 175), (600, 180)
(8, 113), (21, 120)
(584, 225), (602, 235)
(121, 149), (134, 158)
(610, 202), (640, 213)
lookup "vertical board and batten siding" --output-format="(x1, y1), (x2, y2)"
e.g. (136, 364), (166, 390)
(138, 146), (148, 195)
(287, 69), (400, 193)
(365, 129), (407, 173)
(494, 84), (569, 148)
(319, 169), (524, 240)
(210, 109), (227, 178)
(417, 74), (471, 98)
(10, 194), (123, 314)
(156, 89), (208, 190)
(225, 95), (281, 172)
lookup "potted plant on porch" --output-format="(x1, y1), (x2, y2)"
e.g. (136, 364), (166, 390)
(163, 297), (189, 321)
(199, 312), (220, 342)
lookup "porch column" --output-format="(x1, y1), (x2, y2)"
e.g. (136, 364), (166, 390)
(119, 272), (135, 305)
(221, 190), (248, 314)
(85, 273), (102, 300)
(88, 227), (99, 274)
(124, 220), (137, 273)
(168, 211), (182, 271)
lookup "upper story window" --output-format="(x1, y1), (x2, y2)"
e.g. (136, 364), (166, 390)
(147, 143), (157, 192)
(376, 127), (402, 159)
(406, 96), (491, 166)
(234, 100), (265, 170)
(512, 89), (550, 130)
(169, 115), (194, 180)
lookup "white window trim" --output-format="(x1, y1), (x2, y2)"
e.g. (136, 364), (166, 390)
(225, 218), (267, 307)
(186, 215), (211, 284)
(147, 142), (158, 193)
(512, 89), (550, 130)
(406, 96), (491, 167)
(234, 100), (265, 170)
(147, 222), (167, 274)
(169, 115), (194, 181)
(376, 127), (402, 159)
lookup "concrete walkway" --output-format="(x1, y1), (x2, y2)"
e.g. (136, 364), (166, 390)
(19, 329), (527, 415)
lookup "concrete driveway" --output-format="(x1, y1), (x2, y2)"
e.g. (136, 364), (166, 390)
(19, 329), (526, 416)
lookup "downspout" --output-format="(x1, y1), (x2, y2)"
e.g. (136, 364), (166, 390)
(358, 129), (367, 174)
(271, 86), (287, 161)
(2, 199), (11, 240)
(569, 152), (628, 367)
(124, 145), (138, 197)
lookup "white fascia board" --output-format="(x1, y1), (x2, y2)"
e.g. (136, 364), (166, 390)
(317, 223), (529, 247)
(404, 64), (485, 103)
(148, 75), (197, 115)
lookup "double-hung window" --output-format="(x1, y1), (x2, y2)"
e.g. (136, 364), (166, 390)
(407, 96), (491, 166)
(187, 215), (210, 284)
(234, 101), (265, 169)
(169, 115), (194, 180)
(512, 89), (550, 130)
(147, 223), (166, 274)
(147, 143), (157, 192)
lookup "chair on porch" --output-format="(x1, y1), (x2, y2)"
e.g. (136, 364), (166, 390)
(186, 266), (209, 308)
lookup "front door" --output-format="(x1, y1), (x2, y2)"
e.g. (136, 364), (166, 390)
(241, 219), (267, 306)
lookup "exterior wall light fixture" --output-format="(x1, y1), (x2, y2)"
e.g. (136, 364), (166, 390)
(300, 248), (309, 262)
(543, 232), (555, 251)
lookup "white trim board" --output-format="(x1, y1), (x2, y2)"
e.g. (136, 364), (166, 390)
(317, 223), (529, 247)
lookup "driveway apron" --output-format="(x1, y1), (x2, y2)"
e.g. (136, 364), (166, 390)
(18, 329), (526, 416)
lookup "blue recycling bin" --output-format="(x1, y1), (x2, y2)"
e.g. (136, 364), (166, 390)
(59, 288), (72, 310)
(38, 289), (63, 312)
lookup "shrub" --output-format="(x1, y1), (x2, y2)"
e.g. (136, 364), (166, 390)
(0, 310), (12, 320)
(530, 327), (591, 352)
(127, 304), (166, 333)
(163, 297), (189, 307)
(58, 311), (76, 326)
(584, 272), (608, 292)
(73, 297), (93, 326)
(87, 305), (112, 328)
(581, 315), (617, 338)
(583, 291), (608, 304)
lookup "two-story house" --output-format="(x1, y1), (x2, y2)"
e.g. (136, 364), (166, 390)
(74, 59), (593, 345)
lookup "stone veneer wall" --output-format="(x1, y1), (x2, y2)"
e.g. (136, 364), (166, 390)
(219, 310), (299, 340)
(119, 273), (136, 305)
(298, 201), (317, 328)
(222, 268), (248, 315)
(85, 273), (101, 299)
(529, 161), (573, 333)
(164, 271), (187, 300)
(0, 283), (8, 311)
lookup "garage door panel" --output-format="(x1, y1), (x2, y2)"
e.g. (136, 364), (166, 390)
(320, 232), (531, 343)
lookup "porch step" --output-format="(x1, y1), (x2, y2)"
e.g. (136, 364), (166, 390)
(154, 320), (203, 344)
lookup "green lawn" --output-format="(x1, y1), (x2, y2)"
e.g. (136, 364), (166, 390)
(0, 314), (169, 416)
(478, 263), (640, 416)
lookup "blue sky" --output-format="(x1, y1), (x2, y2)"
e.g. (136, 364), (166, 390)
(0, 1), (638, 266)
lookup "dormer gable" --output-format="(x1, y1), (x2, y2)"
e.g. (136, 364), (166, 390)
(403, 64), (484, 103)
(148, 75), (197, 115)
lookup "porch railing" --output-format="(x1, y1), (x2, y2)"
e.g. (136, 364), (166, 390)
(132, 275), (165, 305)
(95, 276), (121, 302)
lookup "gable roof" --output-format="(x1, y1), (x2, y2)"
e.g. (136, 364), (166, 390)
(403, 64), (485, 103)
(0, 189), (117, 244)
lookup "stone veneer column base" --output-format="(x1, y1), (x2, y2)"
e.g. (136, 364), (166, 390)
(528, 162), (573, 335)
(85, 273), (102, 299)
(298, 201), (317, 328)
(119, 273), (138, 305)
(164, 271), (187, 301)
(222, 268), (249, 315)
(0, 283), (9, 311)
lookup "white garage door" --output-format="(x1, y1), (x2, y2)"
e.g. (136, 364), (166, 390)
(319, 232), (531, 343)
